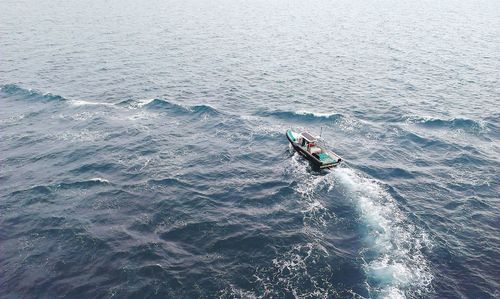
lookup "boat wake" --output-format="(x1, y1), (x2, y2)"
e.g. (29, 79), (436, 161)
(274, 154), (433, 298)
(287, 152), (336, 227)
(251, 242), (334, 299)
(333, 167), (433, 298)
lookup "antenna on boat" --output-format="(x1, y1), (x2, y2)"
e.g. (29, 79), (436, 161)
(319, 126), (323, 139)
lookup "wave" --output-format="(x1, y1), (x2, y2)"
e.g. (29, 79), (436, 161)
(401, 115), (488, 133)
(8, 178), (110, 205)
(10, 185), (53, 197)
(190, 104), (220, 115)
(0, 84), (67, 102)
(115, 98), (153, 109)
(116, 98), (221, 117)
(334, 167), (433, 298)
(70, 162), (119, 174)
(0, 84), (120, 107)
(257, 109), (344, 123)
(0, 85), (221, 118)
(70, 99), (114, 107)
(56, 178), (110, 189)
(142, 98), (221, 116)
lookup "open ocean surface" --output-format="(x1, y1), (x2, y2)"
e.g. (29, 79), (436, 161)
(1, 0), (499, 298)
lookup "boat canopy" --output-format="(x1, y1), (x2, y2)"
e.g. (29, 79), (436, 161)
(302, 132), (317, 143)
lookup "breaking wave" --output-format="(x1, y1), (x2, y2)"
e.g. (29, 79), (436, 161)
(400, 115), (489, 133)
(142, 98), (221, 116)
(0, 85), (222, 119)
(70, 99), (114, 107)
(115, 98), (156, 109)
(257, 109), (344, 123)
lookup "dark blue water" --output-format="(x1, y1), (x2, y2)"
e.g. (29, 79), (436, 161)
(1, 0), (499, 298)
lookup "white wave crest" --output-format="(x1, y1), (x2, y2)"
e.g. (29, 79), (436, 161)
(89, 177), (110, 184)
(296, 110), (339, 118)
(123, 98), (154, 109)
(70, 99), (114, 107)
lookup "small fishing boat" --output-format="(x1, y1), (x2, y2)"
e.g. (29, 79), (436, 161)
(286, 129), (342, 169)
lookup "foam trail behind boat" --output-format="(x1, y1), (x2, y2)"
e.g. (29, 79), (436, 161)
(333, 167), (433, 298)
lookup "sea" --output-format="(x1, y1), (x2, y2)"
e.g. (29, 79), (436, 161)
(1, 0), (499, 298)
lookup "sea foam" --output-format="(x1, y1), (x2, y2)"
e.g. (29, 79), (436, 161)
(334, 167), (433, 298)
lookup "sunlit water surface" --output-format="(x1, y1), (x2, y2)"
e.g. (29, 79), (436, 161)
(1, 0), (499, 298)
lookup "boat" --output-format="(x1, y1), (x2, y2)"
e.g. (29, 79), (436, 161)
(286, 129), (342, 169)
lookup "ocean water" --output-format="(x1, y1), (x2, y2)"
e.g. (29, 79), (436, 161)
(1, 0), (499, 298)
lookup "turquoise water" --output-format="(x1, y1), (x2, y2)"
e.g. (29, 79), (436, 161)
(1, 0), (499, 298)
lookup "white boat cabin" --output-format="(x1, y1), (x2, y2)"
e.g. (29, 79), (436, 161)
(298, 132), (322, 155)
